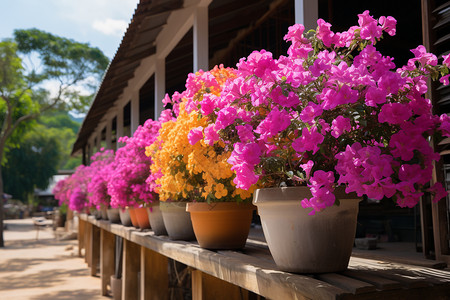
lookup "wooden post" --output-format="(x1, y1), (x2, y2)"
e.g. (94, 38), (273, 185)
(140, 247), (169, 300)
(122, 240), (141, 300)
(91, 225), (101, 277)
(101, 229), (116, 296)
(78, 218), (85, 257)
(193, 5), (209, 72)
(85, 221), (92, 265)
(106, 118), (113, 149)
(294, 0), (318, 30)
(116, 105), (124, 149)
(130, 91), (140, 134)
(154, 58), (165, 120)
(191, 270), (249, 300)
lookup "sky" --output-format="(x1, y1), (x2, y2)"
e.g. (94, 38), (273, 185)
(0, 0), (140, 59)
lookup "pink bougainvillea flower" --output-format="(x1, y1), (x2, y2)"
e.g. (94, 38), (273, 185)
(188, 126), (204, 145)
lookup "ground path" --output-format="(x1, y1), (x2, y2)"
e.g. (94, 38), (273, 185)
(0, 218), (104, 300)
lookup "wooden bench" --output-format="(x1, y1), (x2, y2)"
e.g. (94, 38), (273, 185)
(78, 214), (450, 300)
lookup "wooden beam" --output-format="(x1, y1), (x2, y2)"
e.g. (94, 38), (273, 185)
(140, 247), (169, 300)
(91, 225), (101, 277)
(192, 270), (250, 300)
(101, 229), (116, 296)
(122, 240), (141, 300)
(78, 218), (85, 257)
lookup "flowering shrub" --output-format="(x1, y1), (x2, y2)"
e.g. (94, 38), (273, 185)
(108, 119), (161, 208)
(146, 65), (255, 202)
(202, 11), (450, 215)
(53, 164), (92, 212)
(86, 148), (115, 209)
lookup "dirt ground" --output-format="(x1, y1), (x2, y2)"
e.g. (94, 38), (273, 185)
(0, 218), (105, 300)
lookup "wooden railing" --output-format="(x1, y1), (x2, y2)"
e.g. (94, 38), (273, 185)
(78, 213), (450, 300)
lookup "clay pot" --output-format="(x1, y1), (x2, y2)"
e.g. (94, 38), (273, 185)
(187, 202), (255, 249)
(134, 206), (151, 229)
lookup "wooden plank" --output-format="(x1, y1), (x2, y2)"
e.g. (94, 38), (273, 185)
(192, 269), (250, 300)
(315, 273), (377, 295)
(101, 229), (116, 296)
(85, 221), (92, 266)
(342, 270), (402, 291)
(91, 225), (101, 277)
(141, 247), (169, 300)
(78, 218), (85, 257)
(79, 214), (450, 300)
(349, 257), (430, 288)
(123, 239), (140, 300)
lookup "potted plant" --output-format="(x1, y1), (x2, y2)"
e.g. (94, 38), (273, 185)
(108, 119), (161, 229)
(54, 164), (92, 214)
(205, 12), (450, 272)
(147, 65), (256, 247)
(87, 148), (115, 221)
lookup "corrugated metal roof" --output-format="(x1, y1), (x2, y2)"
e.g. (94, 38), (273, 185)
(72, 0), (281, 155)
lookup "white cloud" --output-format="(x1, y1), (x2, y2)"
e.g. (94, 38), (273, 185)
(93, 18), (128, 36)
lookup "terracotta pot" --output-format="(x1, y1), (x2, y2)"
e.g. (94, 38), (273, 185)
(147, 202), (167, 236)
(253, 186), (360, 273)
(128, 207), (140, 228)
(160, 202), (195, 240)
(187, 202), (255, 249)
(119, 208), (132, 226)
(134, 207), (151, 229)
(107, 208), (121, 223)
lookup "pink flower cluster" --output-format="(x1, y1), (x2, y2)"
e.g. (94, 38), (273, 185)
(108, 119), (161, 208)
(86, 148), (115, 209)
(53, 164), (92, 212)
(197, 11), (450, 215)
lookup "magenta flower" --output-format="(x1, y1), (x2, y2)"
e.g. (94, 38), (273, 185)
(331, 116), (352, 138)
(108, 119), (161, 208)
(378, 103), (412, 124)
(188, 126), (204, 145)
(292, 127), (324, 154)
(208, 11), (450, 214)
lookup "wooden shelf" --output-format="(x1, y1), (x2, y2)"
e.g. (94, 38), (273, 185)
(78, 213), (450, 300)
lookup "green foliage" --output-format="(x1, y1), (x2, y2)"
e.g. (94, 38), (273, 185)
(2, 124), (61, 201)
(38, 110), (82, 169)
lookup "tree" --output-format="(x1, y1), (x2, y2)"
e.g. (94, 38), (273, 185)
(2, 125), (61, 201)
(0, 29), (109, 247)
(39, 111), (82, 170)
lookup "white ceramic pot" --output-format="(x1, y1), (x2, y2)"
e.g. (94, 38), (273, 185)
(107, 208), (121, 223)
(160, 202), (195, 240)
(253, 186), (360, 273)
(147, 202), (167, 236)
(119, 208), (132, 227)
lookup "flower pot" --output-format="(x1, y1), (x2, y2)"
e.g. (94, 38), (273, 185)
(101, 206), (108, 220)
(160, 202), (195, 241)
(253, 186), (360, 273)
(147, 203), (167, 236)
(187, 202), (255, 249)
(119, 208), (132, 226)
(134, 207), (151, 229)
(107, 208), (121, 223)
(110, 275), (122, 300)
(128, 207), (140, 228)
